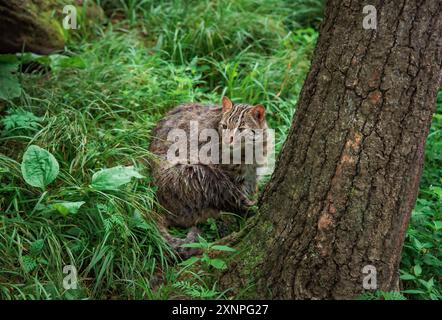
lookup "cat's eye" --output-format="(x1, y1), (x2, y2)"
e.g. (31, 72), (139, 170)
(221, 124), (228, 129)
(238, 128), (254, 134)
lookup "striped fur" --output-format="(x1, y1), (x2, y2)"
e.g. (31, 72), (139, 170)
(149, 97), (269, 257)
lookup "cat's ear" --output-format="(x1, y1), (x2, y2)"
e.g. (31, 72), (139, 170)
(222, 96), (233, 112)
(251, 104), (265, 122)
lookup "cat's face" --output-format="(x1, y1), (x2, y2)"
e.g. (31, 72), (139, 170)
(218, 96), (267, 149)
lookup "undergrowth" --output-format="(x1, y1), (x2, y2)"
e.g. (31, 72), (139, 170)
(0, 0), (440, 300)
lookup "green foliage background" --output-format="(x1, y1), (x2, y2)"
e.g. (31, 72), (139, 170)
(0, 0), (440, 299)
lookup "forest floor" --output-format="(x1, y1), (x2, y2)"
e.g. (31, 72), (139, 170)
(0, 0), (440, 299)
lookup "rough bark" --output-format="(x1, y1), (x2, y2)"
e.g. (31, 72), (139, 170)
(220, 0), (442, 299)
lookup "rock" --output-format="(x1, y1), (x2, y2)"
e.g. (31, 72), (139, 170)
(0, 0), (66, 54)
(0, 0), (105, 55)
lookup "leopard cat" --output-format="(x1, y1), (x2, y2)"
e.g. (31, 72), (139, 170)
(149, 96), (270, 257)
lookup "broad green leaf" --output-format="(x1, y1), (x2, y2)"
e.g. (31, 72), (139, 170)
(16, 52), (50, 67)
(413, 264), (422, 277)
(208, 258), (227, 270)
(180, 242), (205, 249)
(400, 273), (416, 280)
(52, 201), (85, 216)
(429, 293), (438, 300)
(21, 145), (59, 190)
(418, 278), (434, 290)
(180, 256), (199, 266)
(430, 186), (442, 197)
(0, 60), (21, 100)
(433, 221), (442, 230)
(196, 235), (209, 247)
(91, 166), (144, 191)
(427, 277), (435, 287)
(402, 289), (425, 295)
(29, 239), (44, 255)
(49, 54), (86, 71)
(211, 245), (236, 252)
(412, 237), (423, 250)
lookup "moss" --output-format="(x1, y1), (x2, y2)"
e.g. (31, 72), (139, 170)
(0, 0), (66, 53)
(218, 217), (275, 298)
(1, 0), (104, 54)
(35, 10), (66, 45)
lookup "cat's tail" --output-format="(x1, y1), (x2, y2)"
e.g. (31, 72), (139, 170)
(158, 224), (202, 259)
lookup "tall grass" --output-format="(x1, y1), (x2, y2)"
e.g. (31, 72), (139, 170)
(0, 0), (319, 299)
(0, 0), (440, 300)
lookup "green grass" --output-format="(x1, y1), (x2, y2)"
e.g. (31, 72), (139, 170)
(399, 90), (442, 300)
(0, 0), (440, 300)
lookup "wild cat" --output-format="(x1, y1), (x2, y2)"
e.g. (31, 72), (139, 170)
(149, 96), (270, 256)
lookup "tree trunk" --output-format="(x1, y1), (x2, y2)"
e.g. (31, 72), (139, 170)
(220, 0), (442, 299)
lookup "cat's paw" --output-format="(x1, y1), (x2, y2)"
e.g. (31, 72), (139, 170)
(186, 226), (201, 243)
(176, 227), (203, 259)
(237, 198), (257, 216)
(244, 198), (257, 207)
